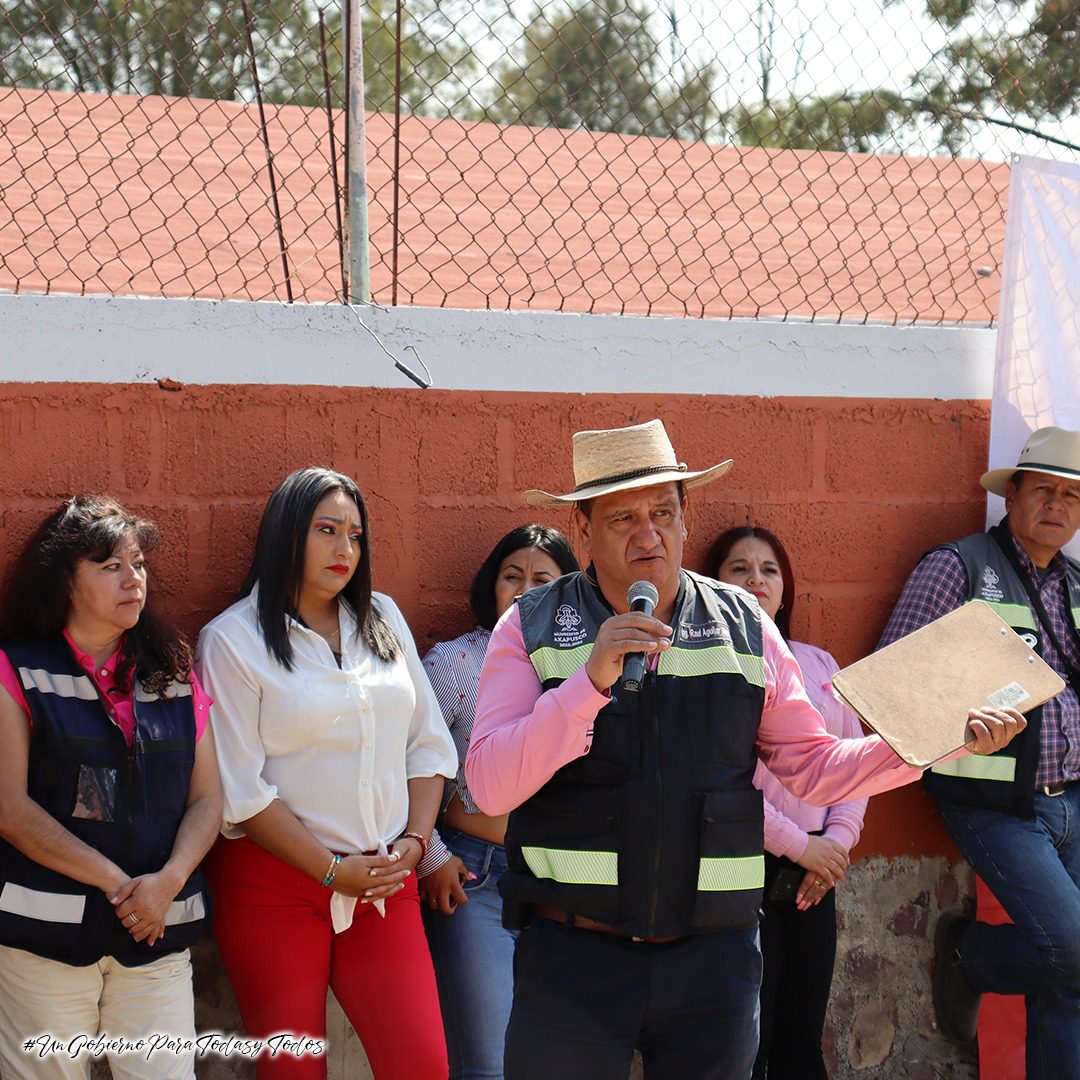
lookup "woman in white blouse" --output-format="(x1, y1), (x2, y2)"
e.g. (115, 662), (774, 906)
(196, 468), (456, 1080)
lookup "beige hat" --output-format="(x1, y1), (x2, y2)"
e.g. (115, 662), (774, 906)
(522, 419), (733, 508)
(980, 426), (1080, 496)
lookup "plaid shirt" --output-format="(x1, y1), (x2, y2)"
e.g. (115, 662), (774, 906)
(878, 533), (1080, 788)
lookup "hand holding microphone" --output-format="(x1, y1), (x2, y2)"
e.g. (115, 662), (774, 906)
(584, 580), (672, 694)
(621, 580), (659, 692)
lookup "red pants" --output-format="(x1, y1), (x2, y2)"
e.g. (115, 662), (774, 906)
(206, 837), (448, 1080)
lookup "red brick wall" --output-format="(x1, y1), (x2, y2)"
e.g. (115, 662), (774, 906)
(0, 383), (992, 859)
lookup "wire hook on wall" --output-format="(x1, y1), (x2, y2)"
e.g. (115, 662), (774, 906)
(345, 302), (433, 388)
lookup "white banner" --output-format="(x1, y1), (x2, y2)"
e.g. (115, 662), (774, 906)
(988, 155), (1080, 542)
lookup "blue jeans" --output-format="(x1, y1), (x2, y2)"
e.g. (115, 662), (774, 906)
(422, 827), (517, 1080)
(937, 786), (1080, 1080)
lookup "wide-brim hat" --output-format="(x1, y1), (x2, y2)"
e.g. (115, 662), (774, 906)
(522, 419), (733, 508)
(980, 426), (1080, 496)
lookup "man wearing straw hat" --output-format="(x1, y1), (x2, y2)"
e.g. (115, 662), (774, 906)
(880, 426), (1080, 1077)
(466, 418), (1024, 1080)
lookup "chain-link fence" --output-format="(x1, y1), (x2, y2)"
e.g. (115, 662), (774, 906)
(1, 0), (1078, 322)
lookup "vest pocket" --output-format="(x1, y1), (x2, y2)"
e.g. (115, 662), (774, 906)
(686, 681), (763, 767)
(71, 764), (117, 822)
(508, 788), (622, 923)
(690, 788), (765, 930)
(579, 694), (642, 781)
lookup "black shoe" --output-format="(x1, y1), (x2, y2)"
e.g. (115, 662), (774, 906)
(933, 911), (982, 1044)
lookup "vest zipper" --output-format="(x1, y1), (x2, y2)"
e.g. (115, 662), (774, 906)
(645, 667), (663, 934)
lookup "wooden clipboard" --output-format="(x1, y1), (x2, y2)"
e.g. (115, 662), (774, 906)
(832, 601), (1065, 768)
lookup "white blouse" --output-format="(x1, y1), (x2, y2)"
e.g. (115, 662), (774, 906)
(196, 590), (456, 855)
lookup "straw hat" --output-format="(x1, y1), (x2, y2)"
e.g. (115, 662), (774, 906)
(980, 426), (1080, 496)
(522, 419), (733, 508)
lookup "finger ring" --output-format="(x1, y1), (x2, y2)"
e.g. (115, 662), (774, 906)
(127, 912), (139, 925)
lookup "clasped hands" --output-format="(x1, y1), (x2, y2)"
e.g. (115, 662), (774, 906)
(319, 837), (425, 903)
(108, 868), (183, 947)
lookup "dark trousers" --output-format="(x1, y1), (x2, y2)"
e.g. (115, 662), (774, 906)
(504, 915), (761, 1080)
(752, 875), (836, 1080)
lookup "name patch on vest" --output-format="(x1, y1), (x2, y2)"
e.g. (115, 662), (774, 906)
(553, 604), (588, 648)
(679, 621), (732, 644)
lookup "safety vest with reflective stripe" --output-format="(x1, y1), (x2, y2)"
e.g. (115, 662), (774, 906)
(0, 636), (209, 966)
(922, 524), (1080, 817)
(504, 568), (766, 938)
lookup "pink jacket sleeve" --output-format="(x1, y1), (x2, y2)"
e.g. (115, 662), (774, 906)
(755, 621), (925, 804)
(468, 605), (939, 818)
(465, 606), (609, 815)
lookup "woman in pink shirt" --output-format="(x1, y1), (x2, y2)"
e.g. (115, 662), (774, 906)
(0, 494), (221, 1080)
(711, 525), (866, 1080)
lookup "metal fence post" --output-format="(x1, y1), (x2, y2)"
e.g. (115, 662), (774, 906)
(345, 0), (371, 304)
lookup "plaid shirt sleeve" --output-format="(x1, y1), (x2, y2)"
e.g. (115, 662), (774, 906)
(877, 548), (969, 650)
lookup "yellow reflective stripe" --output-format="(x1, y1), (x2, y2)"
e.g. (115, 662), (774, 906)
(697, 855), (765, 892)
(521, 846), (618, 886)
(658, 645), (765, 687)
(931, 755), (1017, 783)
(529, 644), (594, 683)
(969, 599), (1035, 631)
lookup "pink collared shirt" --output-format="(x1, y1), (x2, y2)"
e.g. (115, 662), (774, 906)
(0, 630), (210, 746)
(466, 604), (925, 816)
(757, 639), (867, 861)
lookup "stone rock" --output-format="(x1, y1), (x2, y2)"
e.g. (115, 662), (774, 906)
(888, 890), (930, 938)
(847, 1000), (896, 1069)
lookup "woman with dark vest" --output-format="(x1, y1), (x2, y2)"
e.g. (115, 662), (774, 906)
(0, 495), (221, 1080)
(711, 525), (866, 1080)
(419, 523), (578, 1080)
(196, 467), (456, 1080)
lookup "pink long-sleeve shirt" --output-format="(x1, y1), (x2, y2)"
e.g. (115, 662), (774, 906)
(757, 639), (867, 860)
(466, 605), (925, 816)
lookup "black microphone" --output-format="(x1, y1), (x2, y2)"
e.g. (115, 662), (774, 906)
(621, 580), (660, 693)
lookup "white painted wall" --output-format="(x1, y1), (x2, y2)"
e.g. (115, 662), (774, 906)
(0, 293), (995, 399)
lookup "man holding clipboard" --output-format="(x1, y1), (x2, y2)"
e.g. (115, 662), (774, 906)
(467, 418), (1028, 1080)
(879, 426), (1080, 1078)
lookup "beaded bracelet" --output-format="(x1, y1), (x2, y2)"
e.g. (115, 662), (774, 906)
(400, 831), (428, 861)
(322, 853), (342, 888)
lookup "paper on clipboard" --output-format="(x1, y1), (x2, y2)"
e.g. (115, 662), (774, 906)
(832, 601), (1065, 768)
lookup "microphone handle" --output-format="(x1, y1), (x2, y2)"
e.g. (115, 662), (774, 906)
(621, 650), (647, 692)
(621, 596), (655, 693)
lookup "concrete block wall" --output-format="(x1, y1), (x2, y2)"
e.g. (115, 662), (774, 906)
(3, 294), (998, 1076)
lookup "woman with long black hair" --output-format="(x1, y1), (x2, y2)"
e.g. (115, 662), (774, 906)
(420, 523), (578, 1080)
(197, 467), (456, 1080)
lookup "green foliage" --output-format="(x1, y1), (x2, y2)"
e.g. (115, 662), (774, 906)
(914, 0), (1080, 137)
(727, 90), (911, 153)
(360, 0), (483, 118)
(0, 0), (321, 101)
(486, 0), (722, 140)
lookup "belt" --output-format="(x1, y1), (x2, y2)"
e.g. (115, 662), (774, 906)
(532, 904), (684, 944)
(1040, 781), (1073, 797)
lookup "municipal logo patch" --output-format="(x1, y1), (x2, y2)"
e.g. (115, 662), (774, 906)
(553, 604), (587, 648)
(979, 565), (1004, 603)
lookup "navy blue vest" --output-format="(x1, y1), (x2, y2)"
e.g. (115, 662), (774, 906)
(923, 524), (1080, 817)
(0, 636), (209, 965)
(504, 569), (766, 938)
